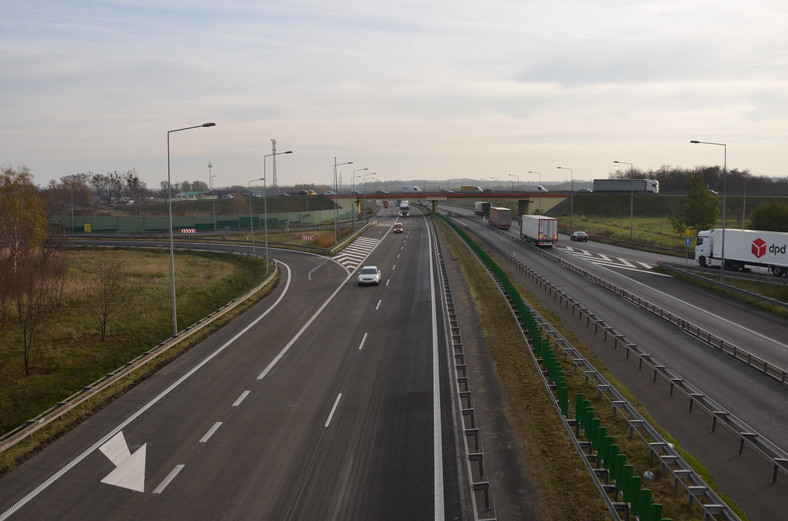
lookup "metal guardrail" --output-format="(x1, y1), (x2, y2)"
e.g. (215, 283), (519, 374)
(484, 238), (788, 488)
(0, 265), (279, 453)
(527, 242), (788, 385)
(433, 225), (497, 521)
(470, 249), (744, 520)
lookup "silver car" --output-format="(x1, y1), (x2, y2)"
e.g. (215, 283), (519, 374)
(358, 266), (382, 286)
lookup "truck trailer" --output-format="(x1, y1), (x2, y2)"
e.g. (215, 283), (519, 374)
(592, 179), (659, 193)
(488, 207), (512, 230)
(695, 228), (788, 276)
(519, 215), (558, 247)
(474, 201), (491, 217)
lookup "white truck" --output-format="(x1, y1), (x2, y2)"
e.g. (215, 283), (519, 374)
(519, 215), (558, 247)
(695, 228), (788, 276)
(592, 179), (659, 193)
(399, 200), (410, 217)
(488, 207), (512, 230)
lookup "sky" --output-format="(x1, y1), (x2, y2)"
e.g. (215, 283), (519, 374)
(3, 0), (788, 190)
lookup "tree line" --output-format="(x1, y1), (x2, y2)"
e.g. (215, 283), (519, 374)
(610, 165), (788, 195)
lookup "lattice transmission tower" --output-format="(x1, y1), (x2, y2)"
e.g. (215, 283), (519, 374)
(271, 139), (278, 187)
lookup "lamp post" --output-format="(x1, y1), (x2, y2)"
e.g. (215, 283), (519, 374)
(528, 170), (542, 213)
(208, 161), (217, 231)
(334, 158), (353, 243)
(742, 172), (748, 228)
(167, 121), (215, 337)
(352, 167), (368, 232)
(263, 150), (293, 276)
(557, 166), (573, 230)
(613, 160), (635, 240)
(507, 173), (519, 191)
(691, 140), (727, 282)
(361, 171), (376, 220)
(248, 177), (264, 259)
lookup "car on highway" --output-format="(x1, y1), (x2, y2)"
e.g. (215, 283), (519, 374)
(358, 266), (382, 286)
(393, 223), (404, 233)
(570, 231), (589, 242)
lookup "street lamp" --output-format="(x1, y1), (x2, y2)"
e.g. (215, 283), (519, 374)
(528, 170), (542, 213)
(613, 160), (635, 240)
(334, 158), (353, 243)
(248, 177), (264, 259)
(167, 121), (215, 337)
(507, 173), (519, 191)
(361, 172), (377, 220)
(208, 161), (217, 231)
(263, 150), (293, 276)
(352, 167), (368, 232)
(557, 166), (573, 230)
(691, 140), (727, 282)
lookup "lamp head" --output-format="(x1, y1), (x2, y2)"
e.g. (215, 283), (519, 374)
(202, 122), (216, 128)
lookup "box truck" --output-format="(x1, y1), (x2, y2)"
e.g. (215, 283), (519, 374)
(520, 215), (558, 247)
(592, 179), (659, 193)
(474, 201), (491, 216)
(399, 200), (410, 217)
(488, 207), (512, 230)
(695, 228), (788, 276)
(461, 185), (484, 192)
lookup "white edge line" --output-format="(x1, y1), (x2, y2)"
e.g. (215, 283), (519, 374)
(324, 393), (343, 428)
(153, 464), (185, 494)
(199, 422), (222, 443)
(0, 263), (294, 520)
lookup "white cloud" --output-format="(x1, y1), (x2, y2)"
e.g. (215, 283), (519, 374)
(2, 0), (788, 188)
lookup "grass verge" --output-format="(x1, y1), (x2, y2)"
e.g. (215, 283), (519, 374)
(435, 218), (747, 520)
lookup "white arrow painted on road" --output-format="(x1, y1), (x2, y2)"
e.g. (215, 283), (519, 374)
(99, 431), (146, 492)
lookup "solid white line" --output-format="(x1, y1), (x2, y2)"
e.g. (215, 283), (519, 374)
(324, 393), (343, 428)
(199, 422), (222, 443)
(0, 264), (294, 520)
(232, 390), (251, 407)
(358, 332), (368, 351)
(427, 219), (445, 520)
(153, 464), (185, 494)
(375, 299), (381, 310)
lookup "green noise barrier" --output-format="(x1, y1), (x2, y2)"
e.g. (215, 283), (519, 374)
(435, 212), (677, 521)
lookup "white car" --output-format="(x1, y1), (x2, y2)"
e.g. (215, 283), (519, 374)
(358, 265), (382, 286)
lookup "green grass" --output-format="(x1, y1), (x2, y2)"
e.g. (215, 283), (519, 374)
(0, 248), (267, 436)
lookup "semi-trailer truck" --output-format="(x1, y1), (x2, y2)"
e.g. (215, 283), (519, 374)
(399, 201), (410, 217)
(592, 179), (659, 193)
(488, 207), (512, 230)
(695, 228), (788, 276)
(519, 215), (558, 247)
(474, 201), (491, 217)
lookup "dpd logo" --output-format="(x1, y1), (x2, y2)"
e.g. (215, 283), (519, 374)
(752, 237), (787, 258)
(752, 238), (766, 258)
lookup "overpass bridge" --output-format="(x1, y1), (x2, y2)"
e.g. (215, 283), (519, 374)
(343, 191), (568, 215)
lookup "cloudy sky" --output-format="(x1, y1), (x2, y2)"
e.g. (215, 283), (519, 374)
(2, 0), (788, 190)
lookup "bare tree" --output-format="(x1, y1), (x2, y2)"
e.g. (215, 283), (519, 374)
(85, 261), (133, 341)
(12, 239), (67, 375)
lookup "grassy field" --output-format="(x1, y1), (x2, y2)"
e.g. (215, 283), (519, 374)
(0, 248), (267, 436)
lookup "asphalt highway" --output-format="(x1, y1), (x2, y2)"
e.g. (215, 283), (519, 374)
(0, 211), (465, 520)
